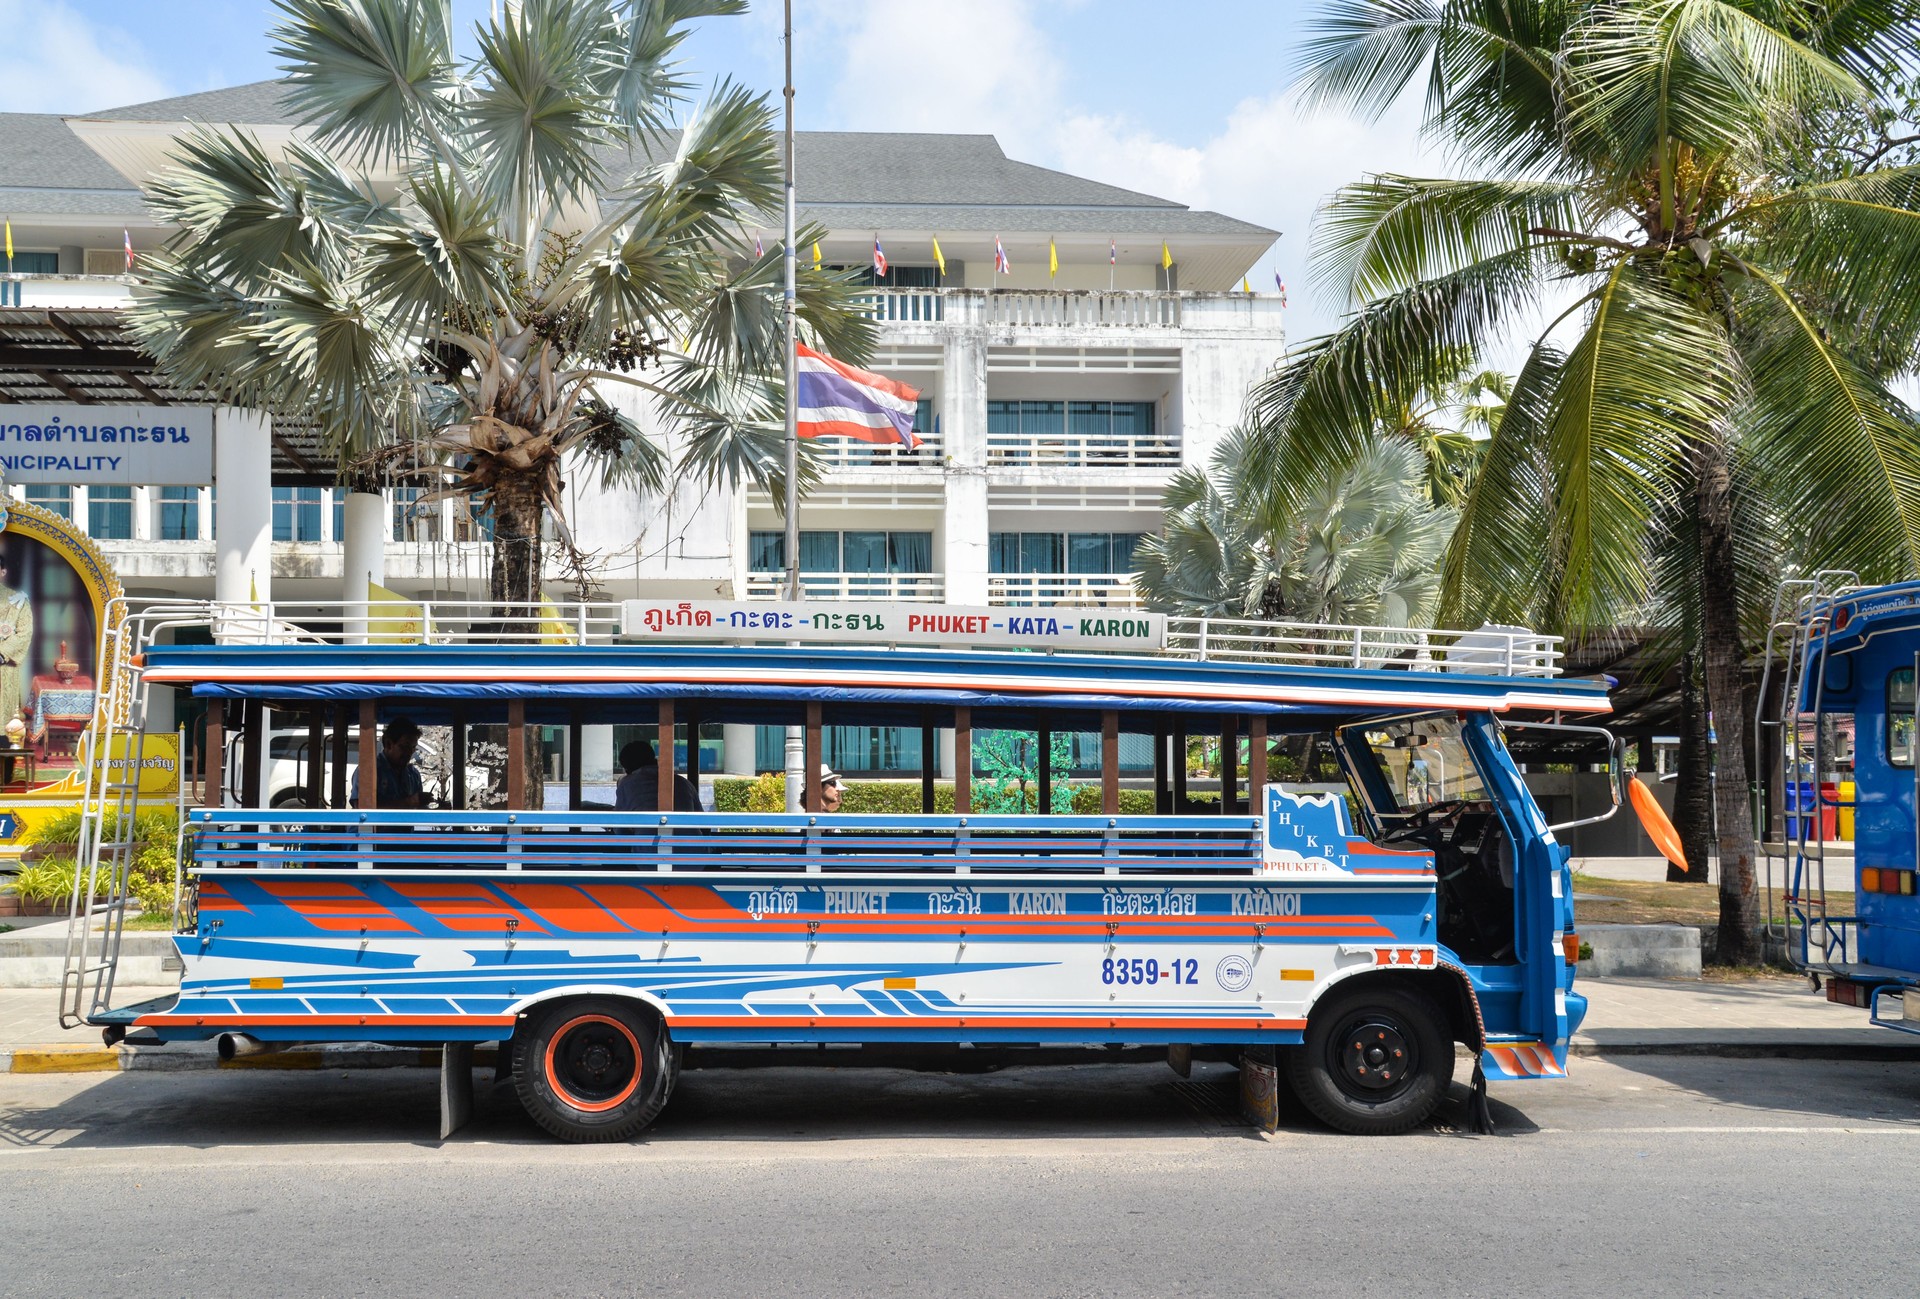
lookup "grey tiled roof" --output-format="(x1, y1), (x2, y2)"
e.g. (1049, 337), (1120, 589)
(81, 79), (299, 124)
(0, 112), (138, 190)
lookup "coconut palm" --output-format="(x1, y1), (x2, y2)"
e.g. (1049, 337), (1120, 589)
(128, 0), (874, 612)
(1254, 0), (1920, 961)
(1135, 429), (1456, 627)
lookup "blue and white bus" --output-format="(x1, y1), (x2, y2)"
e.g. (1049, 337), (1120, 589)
(1761, 577), (1920, 1030)
(63, 599), (1615, 1141)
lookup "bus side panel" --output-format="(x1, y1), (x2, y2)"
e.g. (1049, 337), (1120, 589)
(142, 870), (1448, 1047)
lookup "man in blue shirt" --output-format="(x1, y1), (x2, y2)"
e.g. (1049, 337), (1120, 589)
(371, 717), (425, 809)
(614, 739), (698, 811)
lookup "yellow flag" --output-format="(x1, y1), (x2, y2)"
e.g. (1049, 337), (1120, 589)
(811, 241), (821, 269)
(931, 235), (946, 277)
(4, 221), (11, 262)
(1049, 238), (1058, 279)
(368, 579), (427, 645)
(1242, 276), (1252, 293)
(1161, 242), (1173, 271)
(539, 597), (577, 645)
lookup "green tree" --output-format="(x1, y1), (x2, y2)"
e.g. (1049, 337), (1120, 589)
(1135, 429), (1456, 627)
(130, 0), (873, 612)
(1258, 0), (1920, 962)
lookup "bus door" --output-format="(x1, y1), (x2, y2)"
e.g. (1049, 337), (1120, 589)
(1337, 713), (1572, 1048)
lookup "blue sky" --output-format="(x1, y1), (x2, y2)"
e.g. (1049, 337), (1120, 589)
(4, 0), (1445, 340)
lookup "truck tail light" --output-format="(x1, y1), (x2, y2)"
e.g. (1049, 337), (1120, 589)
(1562, 931), (1581, 964)
(1827, 977), (1873, 1008)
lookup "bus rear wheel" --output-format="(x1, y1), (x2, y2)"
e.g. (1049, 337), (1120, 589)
(1285, 984), (1450, 1136)
(511, 999), (676, 1143)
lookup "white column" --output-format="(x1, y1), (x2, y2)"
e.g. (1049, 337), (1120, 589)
(341, 489), (387, 645)
(941, 332), (990, 604)
(213, 407), (273, 615)
(581, 724), (615, 787)
(722, 722), (757, 775)
(132, 486), (154, 541)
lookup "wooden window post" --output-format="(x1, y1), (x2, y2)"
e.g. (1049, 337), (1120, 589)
(1172, 720), (1189, 812)
(567, 705), (583, 811)
(240, 700), (263, 808)
(330, 702), (348, 809)
(1222, 716), (1239, 815)
(804, 702), (822, 813)
(202, 700), (223, 808)
(507, 700), (527, 810)
(954, 707), (971, 815)
(449, 706), (466, 811)
(656, 700), (675, 812)
(1035, 723), (1052, 815)
(357, 700), (378, 809)
(1101, 710), (1120, 816)
(1248, 715), (1267, 807)
(921, 714), (936, 814)
(305, 710), (324, 808)
(1153, 714), (1169, 814)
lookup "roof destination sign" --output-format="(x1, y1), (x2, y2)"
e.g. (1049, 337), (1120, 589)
(621, 601), (1167, 651)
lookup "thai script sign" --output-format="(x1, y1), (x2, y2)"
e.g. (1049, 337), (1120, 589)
(0, 405), (213, 485)
(100, 733), (181, 798)
(620, 601), (1167, 651)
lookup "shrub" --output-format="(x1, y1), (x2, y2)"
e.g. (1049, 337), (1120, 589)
(24, 810), (83, 848)
(13, 858), (76, 905)
(711, 777), (755, 812)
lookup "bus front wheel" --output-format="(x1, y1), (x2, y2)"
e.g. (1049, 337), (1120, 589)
(511, 999), (676, 1143)
(1285, 983), (1450, 1136)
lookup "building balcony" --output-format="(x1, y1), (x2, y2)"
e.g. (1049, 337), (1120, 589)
(745, 571), (946, 602)
(0, 273), (136, 309)
(985, 427), (1175, 469)
(856, 288), (1283, 334)
(808, 428), (946, 468)
(988, 573), (1143, 607)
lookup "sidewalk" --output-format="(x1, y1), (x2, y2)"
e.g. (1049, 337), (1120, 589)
(1, 973), (1911, 1074)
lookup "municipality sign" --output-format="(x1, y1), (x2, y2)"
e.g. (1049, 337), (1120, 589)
(0, 405), (213, 486)
(621, 600), (1167, 651)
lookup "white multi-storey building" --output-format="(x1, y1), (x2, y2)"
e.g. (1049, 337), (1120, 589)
(0, 81), (1283, 778)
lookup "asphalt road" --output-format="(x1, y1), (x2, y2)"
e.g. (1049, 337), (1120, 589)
(4, 1054), (1920, 1298)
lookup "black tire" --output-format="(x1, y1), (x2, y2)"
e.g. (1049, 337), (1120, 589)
(1284, 983), (1451, 1136)
(511, 999), (676, 1143)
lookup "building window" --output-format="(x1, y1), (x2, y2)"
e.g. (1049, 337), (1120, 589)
(87, 486), (134, 539)
(272, 486), (323, 542)
(392, 487), (444, 542)
(23, 484), (71, 520)
(6, 251), (57, 274)
(331, 489), (344, 543)
(157, 486), (199, 540)
(835, 264), (941, 288)
(751, 530), (933, 572)
(991, 532), (1145, 574)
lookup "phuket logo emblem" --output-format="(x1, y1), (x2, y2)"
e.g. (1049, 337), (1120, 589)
(1260, 785), (1355, 875)
(1215, 954), (1254, 992)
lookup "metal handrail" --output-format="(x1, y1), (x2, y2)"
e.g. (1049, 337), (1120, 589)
(101, 596), (1564, 678)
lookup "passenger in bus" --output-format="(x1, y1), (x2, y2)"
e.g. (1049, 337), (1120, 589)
(819, 764), (844, 813)
(351, 717), (424, 809)
(614, 739), (699, 812)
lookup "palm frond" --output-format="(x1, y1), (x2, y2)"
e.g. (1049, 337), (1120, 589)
(271, 0), (459, 166)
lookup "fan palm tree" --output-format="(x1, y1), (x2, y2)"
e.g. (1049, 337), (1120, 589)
(128, 0), (874, 613)
(1136, 429), (1456, 627)
(1254, 0), (1920, 962)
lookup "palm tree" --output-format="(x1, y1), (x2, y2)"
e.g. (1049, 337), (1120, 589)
(1254, 0), (1920, 962)
(1136, 429), (1456, 627)
(129, 0), (874, 613)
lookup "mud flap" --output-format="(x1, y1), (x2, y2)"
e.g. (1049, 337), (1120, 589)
(1468, 1059), (1495, 1136)
(439, 1042), (474, 1140)
(1238, 1047), (1279, 1132)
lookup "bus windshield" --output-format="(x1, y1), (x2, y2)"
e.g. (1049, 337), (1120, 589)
(1357, 716), (1489, 813)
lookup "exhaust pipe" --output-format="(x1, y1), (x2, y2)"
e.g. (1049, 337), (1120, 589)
(217, 1032), (297, 1061)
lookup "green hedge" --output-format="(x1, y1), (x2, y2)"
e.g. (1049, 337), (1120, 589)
(711, 776), (1222, 816)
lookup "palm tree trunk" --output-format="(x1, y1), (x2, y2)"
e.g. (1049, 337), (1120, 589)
(1694, 437), (1760, 964)
(487, 478), (545, 618)
(1674, 652), (1715, 884)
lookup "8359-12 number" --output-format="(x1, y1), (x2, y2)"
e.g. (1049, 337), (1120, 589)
(1100, 957), (1199, 985)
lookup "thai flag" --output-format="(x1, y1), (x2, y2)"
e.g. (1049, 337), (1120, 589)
(753, 233), (764, 257)
(1109, 238), (1117, 265)
(873, 237), (888, 276)
(796, 343), (921, 448)
(124, 229), (134, 270)
(995, 237), (1010, 274)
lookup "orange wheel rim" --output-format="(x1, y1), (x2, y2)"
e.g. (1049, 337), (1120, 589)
(544, 1013), (643, 1113)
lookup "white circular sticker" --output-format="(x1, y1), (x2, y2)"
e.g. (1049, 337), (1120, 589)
(1215, 955), (1253, 992)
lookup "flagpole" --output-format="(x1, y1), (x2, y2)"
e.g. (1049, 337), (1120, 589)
(781, 0), (805, 814)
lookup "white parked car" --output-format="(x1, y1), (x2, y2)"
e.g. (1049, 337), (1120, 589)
(230, 727), (487, 808)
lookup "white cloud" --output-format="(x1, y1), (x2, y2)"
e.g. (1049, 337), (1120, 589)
(0, 0), (169, 114)
(811, 0), (1449, 342)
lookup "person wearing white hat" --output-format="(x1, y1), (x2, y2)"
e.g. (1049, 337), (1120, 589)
(819, 763), (843, 813)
